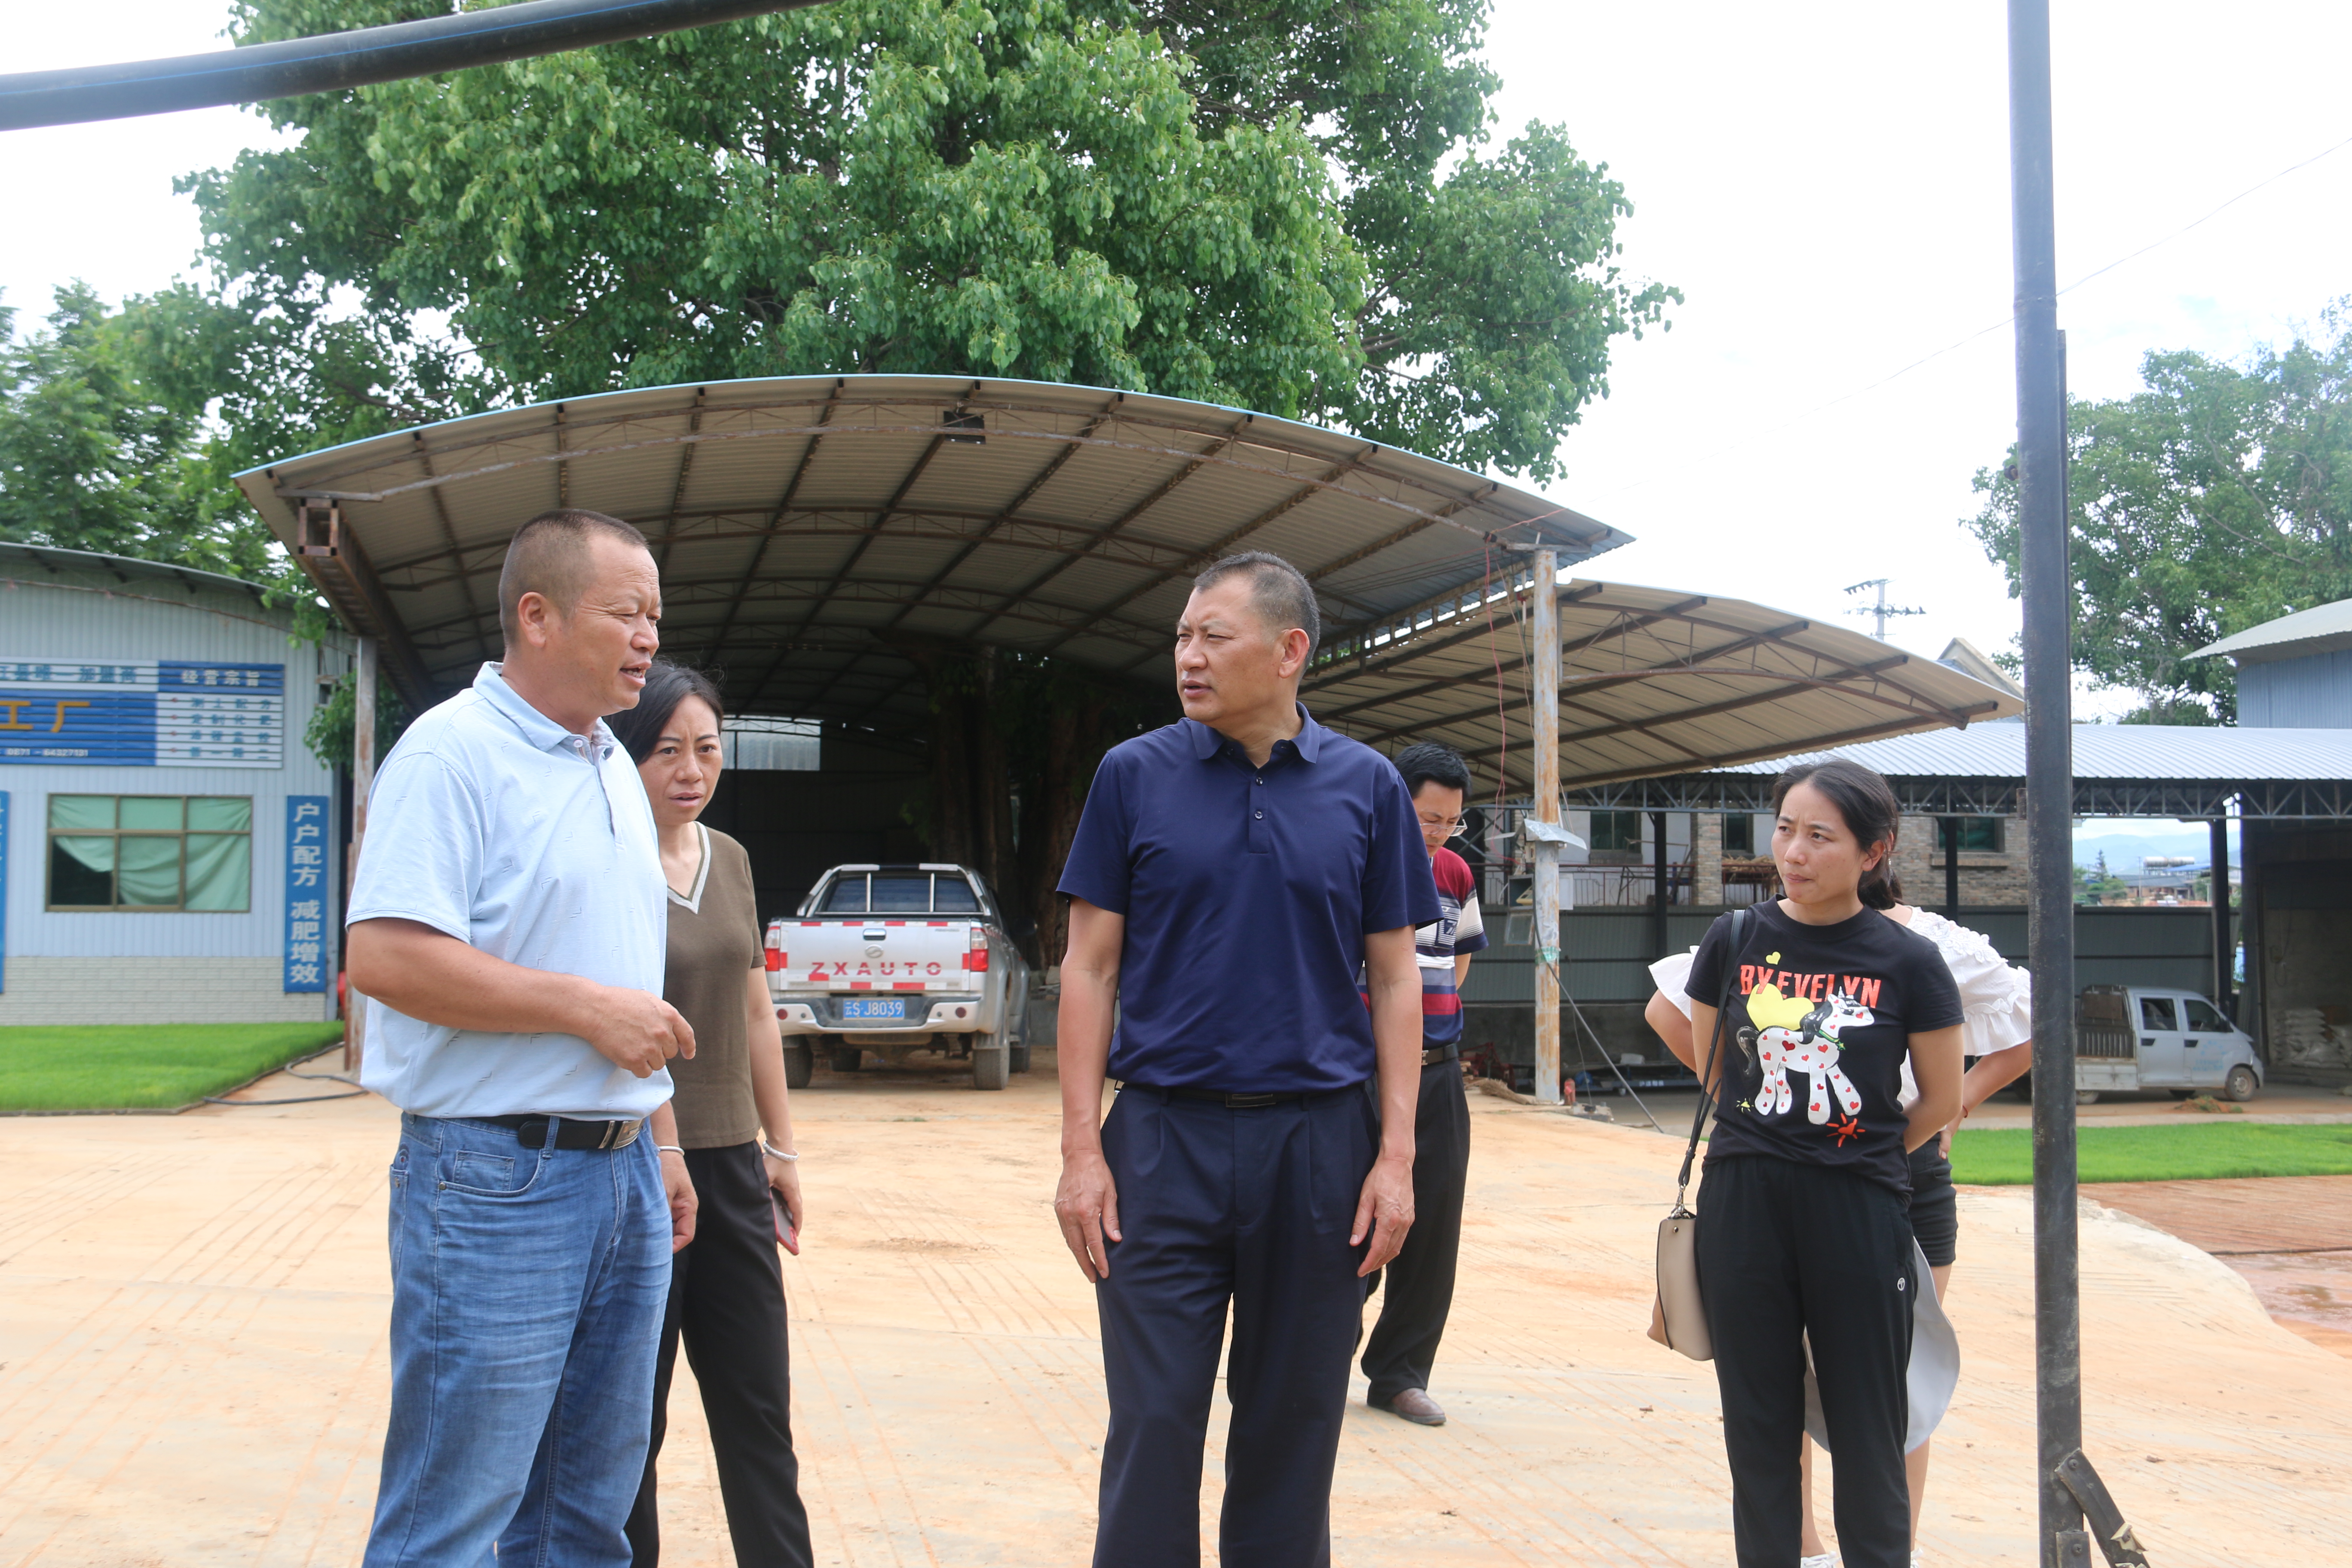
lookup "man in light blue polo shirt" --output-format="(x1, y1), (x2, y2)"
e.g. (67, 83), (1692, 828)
(346, 508), (697, 1568)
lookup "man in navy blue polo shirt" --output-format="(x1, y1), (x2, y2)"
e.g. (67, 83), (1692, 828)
(1054, 550), (1439, 1568)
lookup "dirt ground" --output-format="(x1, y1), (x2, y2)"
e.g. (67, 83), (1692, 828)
(5, 1050), (2351, 1566)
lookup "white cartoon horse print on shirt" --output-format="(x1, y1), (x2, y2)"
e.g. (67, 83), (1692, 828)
(1740, 982), (1871, 1125)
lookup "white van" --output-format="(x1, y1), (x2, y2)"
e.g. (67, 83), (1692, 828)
(2074, 985), (2265, 1103)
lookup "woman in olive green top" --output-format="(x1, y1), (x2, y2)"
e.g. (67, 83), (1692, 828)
(611, 660), (812, 1568)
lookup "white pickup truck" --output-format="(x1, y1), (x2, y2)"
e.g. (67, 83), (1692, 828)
(765, 863), (1033, 1090)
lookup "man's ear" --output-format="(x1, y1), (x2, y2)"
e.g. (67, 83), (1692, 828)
(1277, 626), (1311, 679)
(512, 590), (560, 650)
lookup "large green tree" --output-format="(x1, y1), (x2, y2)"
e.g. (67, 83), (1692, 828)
(188, 0), (1669, 481)
(0, 283), (251, 570)
(1965, 309), (2352, 722)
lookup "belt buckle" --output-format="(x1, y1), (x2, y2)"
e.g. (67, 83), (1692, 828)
(1224, 1092), (1279, 1109)
(603, 1118), (640, 1150)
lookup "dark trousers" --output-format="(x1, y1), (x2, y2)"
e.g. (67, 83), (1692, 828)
(1093, 1084), (1378, 1568)
(1695, 1156), (1915, 1568)
(1360, 1059), (1469, 1404)
(626, 1142), (813, 1568)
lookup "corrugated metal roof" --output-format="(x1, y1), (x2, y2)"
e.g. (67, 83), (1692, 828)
(2193, 598), (2352, 663)
(1715, 723), (2352, 782)
(1305, 578), (2020, 788)
(235, 374), (1628, 732)
(231, 374), (2019, 788)
(0, 540), (277, 612)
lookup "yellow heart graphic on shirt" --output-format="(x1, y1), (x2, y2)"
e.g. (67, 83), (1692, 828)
(1765, 952), (1781, 964)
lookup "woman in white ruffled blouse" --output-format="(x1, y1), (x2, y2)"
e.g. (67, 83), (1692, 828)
(1647, 897), (2034, 1568)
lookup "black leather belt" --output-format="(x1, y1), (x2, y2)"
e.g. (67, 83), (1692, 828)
(480, 1114), (643, 1151)
(1128, 1084), (1302, 1109)
(1421, 1044), (1461, 1068)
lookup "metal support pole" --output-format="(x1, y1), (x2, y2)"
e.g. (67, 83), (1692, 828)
(345, 637), (379, 1074)
(1650, 810), (1671, 960)
(2210, 812), (2233, 1014)
(1945, 816), (1963, 916)
(2007, 2), (2085, 1557)
(0, 0), (835, 132)
(1530, 551), (1563, 1106)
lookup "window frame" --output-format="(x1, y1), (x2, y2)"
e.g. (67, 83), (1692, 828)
(1946, 816), (2005, 853)
(1589, 809), (1643, 856)
(45, 793), (254, 913)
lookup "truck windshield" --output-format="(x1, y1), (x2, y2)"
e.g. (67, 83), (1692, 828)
(871, 876), (933, 912)
(819, 871), (983, 914)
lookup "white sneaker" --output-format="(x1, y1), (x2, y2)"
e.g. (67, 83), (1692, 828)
(1800, 1555), (1838, 1568)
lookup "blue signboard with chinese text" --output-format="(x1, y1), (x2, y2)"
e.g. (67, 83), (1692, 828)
(284, 796), (329, 992)
(0, 658), (285, 768)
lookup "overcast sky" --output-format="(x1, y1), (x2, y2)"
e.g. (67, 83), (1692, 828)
(6, 1), (2350, 720)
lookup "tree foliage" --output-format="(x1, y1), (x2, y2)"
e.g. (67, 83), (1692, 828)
(188, 0), (1669, 481)
(1965, 308), (2352, 722)
(0, 283), (256, 572)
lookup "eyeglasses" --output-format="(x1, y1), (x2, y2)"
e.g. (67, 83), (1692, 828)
(1417, 814), (1464, 836)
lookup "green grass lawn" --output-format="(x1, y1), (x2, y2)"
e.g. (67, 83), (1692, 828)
(0, 1023), (347, 1112)
(1951, 1121), (2352, 1185)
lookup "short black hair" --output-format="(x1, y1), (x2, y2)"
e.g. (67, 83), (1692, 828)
(497, 508), (650, 643)
(606, 657), (726, 765)
(1191, 550), (1320, 659)
(1394, 741), (1471, 799)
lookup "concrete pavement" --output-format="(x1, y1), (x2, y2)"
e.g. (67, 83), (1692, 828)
(3, 1050), (2350, 1565)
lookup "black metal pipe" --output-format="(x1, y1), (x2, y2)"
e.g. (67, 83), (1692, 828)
(1943, 815), (1962, 916)
(2211, 811), (2233, 1014)
(1651, 808), (1671, 957)
(0, 0), (833, 132)
(2006, 2), (2084, 1559)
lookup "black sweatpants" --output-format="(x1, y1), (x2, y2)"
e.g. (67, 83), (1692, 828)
(1093, 1084), (1378, 1568)
(1695, 1156), (1915, 1568)
(1360, 1058), (1470, 1405)
(626, 1142), (812, 1568)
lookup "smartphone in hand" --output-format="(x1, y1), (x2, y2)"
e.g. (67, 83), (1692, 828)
(772, 1188), (799, 1256)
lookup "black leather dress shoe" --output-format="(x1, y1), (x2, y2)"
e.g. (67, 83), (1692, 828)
(1378, 1387), (1446, 1426)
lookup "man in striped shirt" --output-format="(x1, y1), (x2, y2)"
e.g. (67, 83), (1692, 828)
(1361, 742), (1488, 1426)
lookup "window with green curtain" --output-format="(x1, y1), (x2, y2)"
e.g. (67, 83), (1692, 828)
(45, 795), (251, 911)
(1947, 817), (2004, 853)
(1590, 810), (1643, 854)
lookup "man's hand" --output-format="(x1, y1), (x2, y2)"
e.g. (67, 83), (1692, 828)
(1352, 1151), (1415, 1276)
(583, 988), (695, 1078)
(1054, 1145), (1122, 1283)
(658, 1148), (698, 1253)
(766, 1152), (804, 1257)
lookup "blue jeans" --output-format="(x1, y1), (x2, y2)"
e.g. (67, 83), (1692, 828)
(364, 1113), (671, 1568)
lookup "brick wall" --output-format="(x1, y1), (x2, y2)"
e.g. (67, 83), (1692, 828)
(0, 958), (331, 1026)
(1896, 813), (2031, 908)
(1693, 813), (1724, 904)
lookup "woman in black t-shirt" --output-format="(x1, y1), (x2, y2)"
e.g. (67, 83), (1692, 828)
(1676, 759), (1964, 1568)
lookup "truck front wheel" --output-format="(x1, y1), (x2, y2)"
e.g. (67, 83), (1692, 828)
(783, 1043), (813, 1090)
(971, 1037), (1009, 1091)
(2224, 1065), (2259, 1102)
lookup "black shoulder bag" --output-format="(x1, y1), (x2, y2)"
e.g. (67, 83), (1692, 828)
(1648, 906), (1748, 1360)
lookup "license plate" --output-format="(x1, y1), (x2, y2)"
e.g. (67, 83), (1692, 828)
(841, 998), (907, 1021)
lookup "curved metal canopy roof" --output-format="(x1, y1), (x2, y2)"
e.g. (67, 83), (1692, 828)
(234, 374), (2017, 789)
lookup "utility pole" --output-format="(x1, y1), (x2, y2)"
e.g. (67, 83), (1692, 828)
(1843, 578), (1927, 641)
(1528, 551), (1564, 1105)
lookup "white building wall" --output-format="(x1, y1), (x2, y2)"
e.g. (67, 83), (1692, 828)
(0, 556), (348, 1024)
